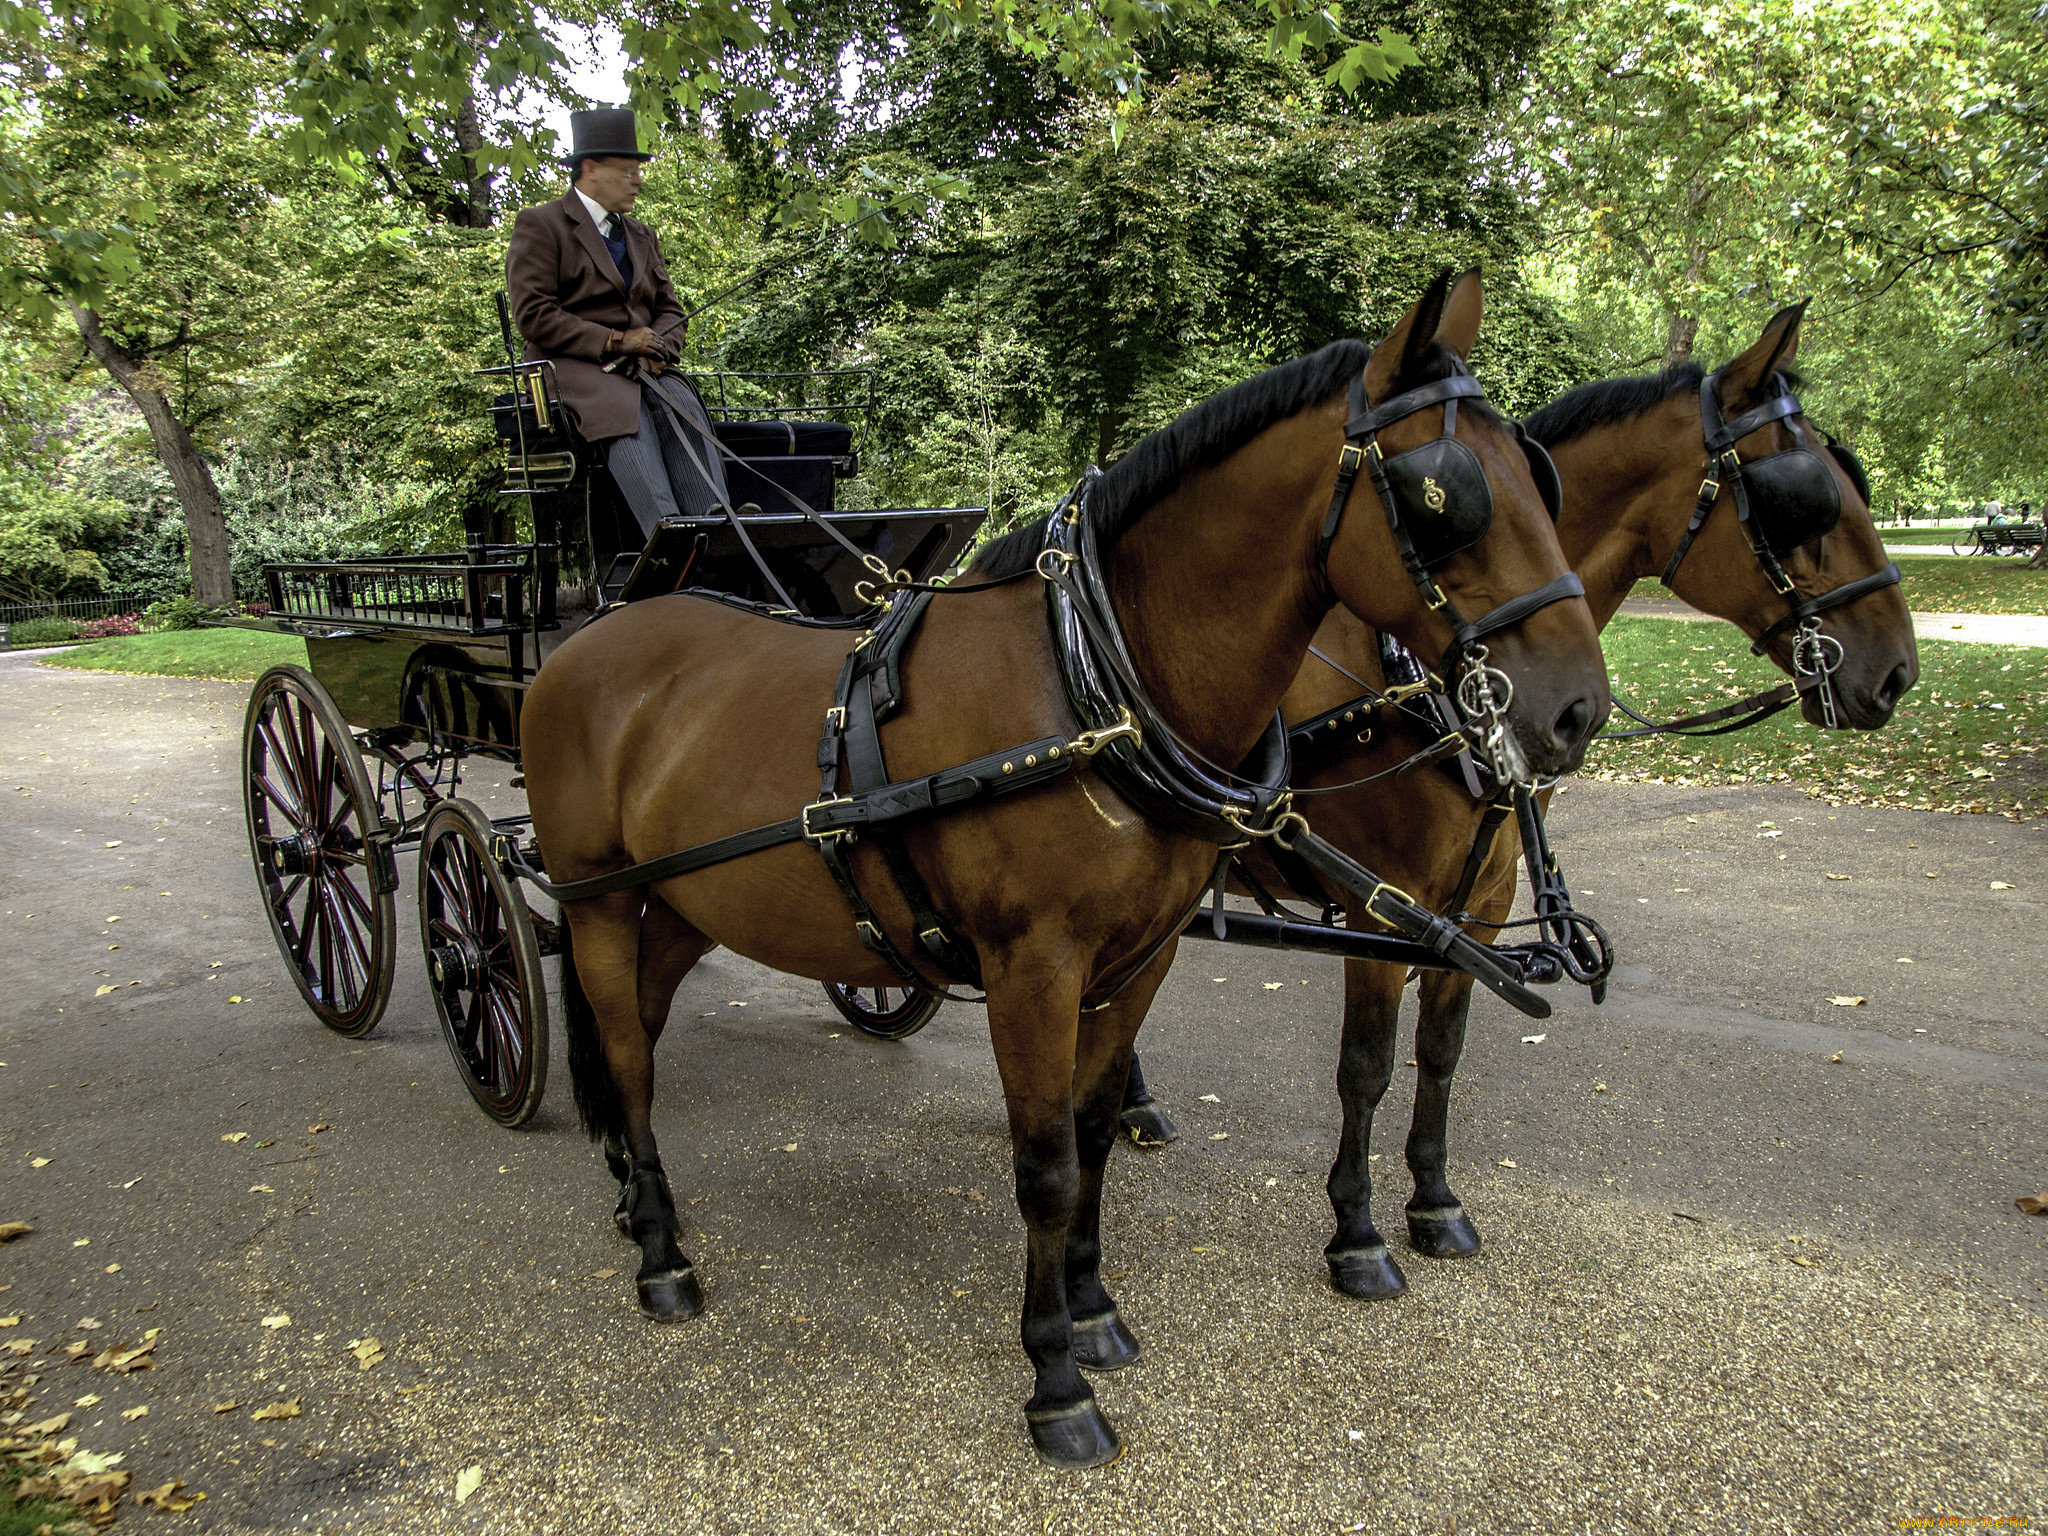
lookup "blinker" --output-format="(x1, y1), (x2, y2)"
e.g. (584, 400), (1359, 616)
(1738, 444), (1843, 556)
(1379, 436), (1493, 567)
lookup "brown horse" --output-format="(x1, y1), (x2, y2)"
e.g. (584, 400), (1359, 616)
(519, 269), (1609, 1468)
(1209, 302), (1918, 1298)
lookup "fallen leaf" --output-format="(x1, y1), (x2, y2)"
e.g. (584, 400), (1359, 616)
(228, 995), (242, 1003)
(210, 1400), (241, 1414)
(2017, 1193), (2048, 1217)
(1830, 1052), (1844, 1063)
(104, 841), (121, 849)
(1991, 881), (2012, 890)
(121, 1405), (147, 1421)
(102, 1264), (118, 1274)
(76, 1317), (102, 1331)
(1923, 872), (1938, 880)
(1261, 981), (1285, 990)
(1498, 1159), (1517, 1168)
(4, 1338), (34, 1355)
(591, 1268), (617, 1281)
(250, 1398), (302, 1421)
(1790, 1255), (1816, 1268)
(1824, 873), (1850, 881)
(351, 1337), (385, 1370)
(248, 1185), (273, 1194)
(1521, 1033), (1547, 1044)
(221, 1132), (248, 1144)
(1593, 1082), (1607, 1093)
(65, 1340), (91, 1359)
(780, 1143), (798, 1153)
(95, 985), (117, 997)
(30, 1157), (50, 1168)
(73, 1394), (100, 1407)
(1208, 1132), (1229, 1141)
(0, 1222), (30, 1241)
(1828, 996), (1865, 1007)
(455, 1465), (483, 1504)
(138, 1479), (204, 1512)
(73, 1237), (89, 1247)
(93, 1338), (156, 1374)
(308, 1123), (330, 1134)
(23, 1413), (71, 1436)
(0, 1316), (16, 1327)
(260, 1314), (290, 1329)
(1197, 1094), (1221, 1103)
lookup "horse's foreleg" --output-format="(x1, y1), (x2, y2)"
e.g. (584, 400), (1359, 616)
(987, 970), (1119, 1470)
(1404, 967), (1482, 1258)
(1325, 957), (1409, 1299)
(568, 892), (705, 1322)
(1068, 953), (1175, 1375)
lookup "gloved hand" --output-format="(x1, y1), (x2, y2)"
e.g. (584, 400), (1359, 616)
(614, 325), (661, 357)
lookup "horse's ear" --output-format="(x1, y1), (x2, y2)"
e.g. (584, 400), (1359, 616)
(1364, 269), (1454, 403)
(1718, 299), (1809, 412)
(1434, 267), (1484, 361)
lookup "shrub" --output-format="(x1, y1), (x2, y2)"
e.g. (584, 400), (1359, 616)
(75, 612), (142, 639)
(9, 616), (79, 644)
(144, 595), (207, 630)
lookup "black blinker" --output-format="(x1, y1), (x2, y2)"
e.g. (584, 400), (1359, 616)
(1379, 436), (1494, 566)
(1739, 448), (1843, 555)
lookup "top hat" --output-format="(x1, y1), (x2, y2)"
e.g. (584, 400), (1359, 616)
(562, 109), (651, 168)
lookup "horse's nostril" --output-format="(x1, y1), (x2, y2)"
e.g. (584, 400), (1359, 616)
(1552, 694), (1598, 751)
(1875, 662), (1912, 711)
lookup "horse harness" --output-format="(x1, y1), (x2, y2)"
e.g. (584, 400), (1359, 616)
(509, 362), (1599, 1018)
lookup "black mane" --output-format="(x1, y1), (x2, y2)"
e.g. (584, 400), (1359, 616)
(1523, 360), (1809, 448)
(1522, 362), (1706, 449)
(974, 338), (1377, 579)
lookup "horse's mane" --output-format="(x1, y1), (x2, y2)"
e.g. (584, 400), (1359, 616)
(1524, 360), (1809, 448)
(974, 338), (1381, 579)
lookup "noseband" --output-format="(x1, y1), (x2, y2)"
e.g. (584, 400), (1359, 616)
(1658, 371), (1901, 727)
(1316, 361), (1584, 778)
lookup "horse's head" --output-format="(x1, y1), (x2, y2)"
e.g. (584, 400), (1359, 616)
(1663, 304), (1918, 729)
(1323, 268), (1610, 782)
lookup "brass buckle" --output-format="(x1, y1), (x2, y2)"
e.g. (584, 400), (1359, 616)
(1365, 880), (1416, 921)
(824, 705), (847, 731)
(1697, 477), (1720, 501)
(802, 798), (852, 842)
(1424, 581), (1450, 612)
(1069, 706), (1142, 758)
(1338, 443), (1363, 472)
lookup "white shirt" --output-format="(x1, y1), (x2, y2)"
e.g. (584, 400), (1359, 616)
(576, 187), (619, 240)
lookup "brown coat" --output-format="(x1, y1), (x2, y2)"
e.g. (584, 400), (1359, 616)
(505, 190), (688, 442)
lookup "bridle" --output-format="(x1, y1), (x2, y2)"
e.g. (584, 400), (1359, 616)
(1317, 360), (1584, 785)
(1653, 370), (1901, 730)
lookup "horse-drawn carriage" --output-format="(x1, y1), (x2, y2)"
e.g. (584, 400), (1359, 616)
(227, 340), (985, 1123)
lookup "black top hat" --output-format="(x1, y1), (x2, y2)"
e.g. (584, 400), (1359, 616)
(562, 109), (651, 168)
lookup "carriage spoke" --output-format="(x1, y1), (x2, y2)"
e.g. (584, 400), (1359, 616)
(255, 717), (308, 825)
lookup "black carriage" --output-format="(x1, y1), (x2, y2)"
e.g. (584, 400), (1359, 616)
(229, 344), (984, 1125)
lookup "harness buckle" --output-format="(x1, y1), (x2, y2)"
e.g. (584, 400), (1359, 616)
(1696, 477), (1720, 501)
(1364, 881), (1417, 923)
(823, 705), (846, 731)
(1424, 581), (1450, 612)
(1035, 548), (1076, 581)
(802, 797), (854, 843)
(1338, 443), (1363, 472)
(1069, 706), (1143, 758)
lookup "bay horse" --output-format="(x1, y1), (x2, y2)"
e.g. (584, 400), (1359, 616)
(519, 269), (1610, 1468)
(1204, 301), (1917, 1297)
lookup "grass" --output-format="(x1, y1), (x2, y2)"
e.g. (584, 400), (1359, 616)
(36, 626), (305, 681)
(0, 1464), (81, 1536)
(1631, 553), (2048, 615)
(1591, 615), (2048, 819)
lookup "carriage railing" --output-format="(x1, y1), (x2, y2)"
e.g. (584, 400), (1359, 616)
(479, 359), (577, 497)
(691, 368), (876, 458)
(264, 549), (531, 636)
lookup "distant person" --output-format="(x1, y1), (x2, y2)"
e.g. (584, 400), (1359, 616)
(2020, 501), (2035, 523)
(505, 108), (734, 540)
(1985, 498), (2008, 525)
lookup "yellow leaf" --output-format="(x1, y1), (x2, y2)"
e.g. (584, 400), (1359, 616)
(250, 1397), (302, 1421)
(139, 1479), (203, 1512)
(1498, 1158), (1517, 1168)
(210, 1400), (241, 1414)
(455, 1465), (483, 1504)
(121, 1405), (147, 1420)
(351, 1337), (385, 1370)
(1208, 1132), (1229, 1141)
(222, 1132), (248, 1143)
(0, 1221), (30, 1241)
(1828, 996), (1865, 1007)
(30, 1157), (50, 1168)
(1790, 1255), (1816, 1268)
(261, 1314), (290, 1329)
(95, 984), (117, 997)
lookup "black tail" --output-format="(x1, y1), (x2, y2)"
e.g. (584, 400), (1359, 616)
(559, 909), (624, 1143)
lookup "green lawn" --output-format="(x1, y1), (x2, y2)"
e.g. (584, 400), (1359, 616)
(37, 626), (306, 680)
(1591, 615), (2047, 818)
(1631, 553), (2048, 615)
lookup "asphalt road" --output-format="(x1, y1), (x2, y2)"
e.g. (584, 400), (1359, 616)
(2, 652), (2044, 1534)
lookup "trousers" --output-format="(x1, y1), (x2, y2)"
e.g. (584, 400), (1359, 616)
(603, 372), (734, 537)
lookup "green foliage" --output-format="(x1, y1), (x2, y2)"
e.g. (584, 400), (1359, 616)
(8, 615), (82, 643)
(144, 592), (206, 627)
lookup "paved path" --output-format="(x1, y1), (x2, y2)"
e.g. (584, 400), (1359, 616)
(1618, 596), (2048, 647)
(1, 655), (2043, 1533)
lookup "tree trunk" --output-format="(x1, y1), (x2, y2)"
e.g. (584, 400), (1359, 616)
(1095, 409), (1123, 467)
(1662, 311), (1699, 371)
(70, 304), (233, 605)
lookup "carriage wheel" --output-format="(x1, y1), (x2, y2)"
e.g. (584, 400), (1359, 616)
(242, 664), (398, 1037)
(418, 799), (550, 1127)
(823, 982), (942, 1040)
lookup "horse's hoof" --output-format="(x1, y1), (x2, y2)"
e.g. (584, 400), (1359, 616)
(636, 1265), (705, 1322)
(1071, 1308), (1143, 1373)
(1119, 1101), (1178, 1147)
(1407, 1205), (1482, 1259)
(1327, 1244), (1407, 1300)
(1026, 1398), (1122, 1471)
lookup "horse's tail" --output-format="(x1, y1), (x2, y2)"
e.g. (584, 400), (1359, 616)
(558, 909), (624, 1143)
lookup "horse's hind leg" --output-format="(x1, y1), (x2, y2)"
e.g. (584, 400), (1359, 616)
(1404, 968), (1482, 1258)
(1067, 955), (1175, 1375)
(564, 890), (710, 1321)
(1116, 1050), (1178, 1147)
(605, 897), (713, 1240)
(1325, 957), (1409, 1299)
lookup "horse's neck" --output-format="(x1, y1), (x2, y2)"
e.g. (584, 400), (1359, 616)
(1103, 462), (1327, 766)
(1553, 407), (1701, 630)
